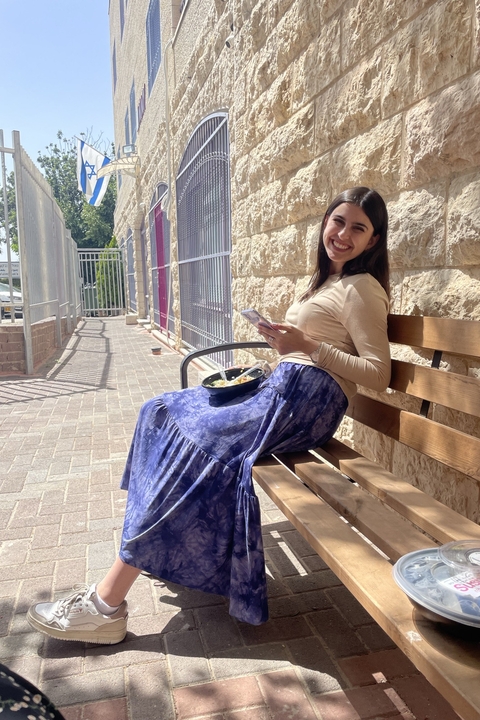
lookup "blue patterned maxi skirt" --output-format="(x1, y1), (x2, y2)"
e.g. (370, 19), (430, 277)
(119, 362), (348, 625)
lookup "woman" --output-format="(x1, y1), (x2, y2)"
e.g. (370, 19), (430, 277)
(27, 187), (390, 644)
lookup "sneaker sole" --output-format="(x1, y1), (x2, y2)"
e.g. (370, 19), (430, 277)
(27, 608), (127, 645)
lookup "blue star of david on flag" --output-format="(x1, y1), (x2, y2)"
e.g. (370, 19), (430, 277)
(77, 139), (111, 206)
(84, 161), (97, 180)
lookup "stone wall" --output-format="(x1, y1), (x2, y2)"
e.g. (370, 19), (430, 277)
(110, 0), (480, 519)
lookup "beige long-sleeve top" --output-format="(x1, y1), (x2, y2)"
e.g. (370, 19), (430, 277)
(279, 272), (391, 401)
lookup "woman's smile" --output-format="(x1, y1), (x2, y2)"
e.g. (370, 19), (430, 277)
(323, 202), (379, 274)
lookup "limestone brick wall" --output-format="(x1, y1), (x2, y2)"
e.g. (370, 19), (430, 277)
(111, 0), (480, 519)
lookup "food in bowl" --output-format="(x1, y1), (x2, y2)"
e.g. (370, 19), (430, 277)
(202, 367), (265, 401)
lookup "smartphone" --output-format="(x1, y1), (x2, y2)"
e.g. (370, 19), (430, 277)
(241, 308), (275, 331)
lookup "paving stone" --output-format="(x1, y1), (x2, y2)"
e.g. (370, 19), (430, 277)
(85, 631), (164, 672)
(54, 557), (87, 591)
(286, 636), (344, 694)
(391, 674), (462, 720)
(42, 667), (126, 707)
(164, 628), (212, 686)
(174, 676), (263, 719)
(127, 660), (175, 720)
(355, 624), (397, 653)
(210, 643), (291, 679)
(311, 689), (362, 720)
(257, 668), (318, 720)
(338, 649), (417, 687)
(344, 684), (401, 718)
(239, 614), (313, 645)
(326, 586), (374, 627)
(308, 608), (367, 658)
(196, 605), (244, 653)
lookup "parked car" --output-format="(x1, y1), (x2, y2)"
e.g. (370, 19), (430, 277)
(0, 282), (23, 319)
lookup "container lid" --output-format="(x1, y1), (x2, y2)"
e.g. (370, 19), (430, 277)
(439, 539), (480, 576)
(393, 548), (480, 627)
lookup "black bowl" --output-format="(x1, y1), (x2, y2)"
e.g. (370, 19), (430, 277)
(202, 367), (265, 401)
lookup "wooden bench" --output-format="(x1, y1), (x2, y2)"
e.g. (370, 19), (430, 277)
(180, 316), (480, 720)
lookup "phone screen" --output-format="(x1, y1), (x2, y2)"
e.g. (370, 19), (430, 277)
(241, 309), (274, 331)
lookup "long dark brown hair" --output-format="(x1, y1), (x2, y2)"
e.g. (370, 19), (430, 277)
(301, 187), (389, 301)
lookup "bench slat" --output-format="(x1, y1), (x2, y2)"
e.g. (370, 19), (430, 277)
(277, 450), (431, 561)
(347, 394), (480, 481)
(391, 360), (480, 417)
(388, 314), (480, 357)
(316, 438), (480, 544)
(253, 456), (480, 720)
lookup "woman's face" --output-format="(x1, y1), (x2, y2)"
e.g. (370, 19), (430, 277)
(322, 202), (379, 274)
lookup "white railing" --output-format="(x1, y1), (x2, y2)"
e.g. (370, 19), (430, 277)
(0, 130), (81, 373)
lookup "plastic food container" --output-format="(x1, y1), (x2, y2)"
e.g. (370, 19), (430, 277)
(393, 546), (480, 627)
(202, 366), (265, 402)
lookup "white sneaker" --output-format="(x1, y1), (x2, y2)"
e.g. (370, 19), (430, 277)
(27, 584), (128, 645)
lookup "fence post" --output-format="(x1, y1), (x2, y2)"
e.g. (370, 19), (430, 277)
(12, 131), (34, 374)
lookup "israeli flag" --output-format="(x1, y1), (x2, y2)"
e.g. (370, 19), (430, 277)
(77, 139), (111, 206)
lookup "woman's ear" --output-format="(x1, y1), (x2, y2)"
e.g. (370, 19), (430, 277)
(367, 233), (379, 249)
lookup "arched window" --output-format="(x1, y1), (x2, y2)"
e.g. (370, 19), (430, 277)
(148, 183), (173, 332)
(176, 113), (233, 358)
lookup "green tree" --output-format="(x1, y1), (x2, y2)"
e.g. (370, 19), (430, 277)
(96, 236), (125, 312)
(0, 170), (18, 253)
(37, 131), (116, 248)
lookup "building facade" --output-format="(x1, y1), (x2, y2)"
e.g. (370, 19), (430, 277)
(109, 0), (480, 519)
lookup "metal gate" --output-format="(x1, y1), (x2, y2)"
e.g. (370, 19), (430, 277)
(176, 113), (233, 363)
(78, 248), (125, 316)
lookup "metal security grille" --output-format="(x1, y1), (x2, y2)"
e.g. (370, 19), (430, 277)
(78, 249), (125, 316)
(126, 229), (136, 311)
(149, 183), (174, 333)
(176, 113), (233, 365)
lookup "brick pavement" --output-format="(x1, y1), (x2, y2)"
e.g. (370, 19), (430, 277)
(0, 317), (462, 720)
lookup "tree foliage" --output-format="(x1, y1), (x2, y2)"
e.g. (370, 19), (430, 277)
(0, 170), (18, 253)
(37, 130), (116, 249)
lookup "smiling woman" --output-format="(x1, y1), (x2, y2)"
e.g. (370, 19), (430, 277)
(26, 187), (391, 642)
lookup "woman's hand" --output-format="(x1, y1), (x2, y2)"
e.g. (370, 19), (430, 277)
(257, 322), (319, 356)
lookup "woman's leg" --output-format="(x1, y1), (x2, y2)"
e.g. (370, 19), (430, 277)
(96, 557), (142, 606)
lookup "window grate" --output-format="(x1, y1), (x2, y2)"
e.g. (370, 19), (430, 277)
(146, 0), (161, 94)
(126, 229), (136, 312)
(176, 113), (233, 367)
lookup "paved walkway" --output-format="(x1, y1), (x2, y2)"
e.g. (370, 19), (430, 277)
(0, 317), (461, 720)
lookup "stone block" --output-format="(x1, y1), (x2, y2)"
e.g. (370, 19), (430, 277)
(315, 51), (382, 155)
(404, 72), (480, 187)
(342, 0), (431, 69)
(263, 276), (296, 321)
(250, 225), (308, 277)
(447, 171), (480, 266)
(284, 157), (331, 224)
(401, 268), (480, 319)
(388, 184), (447, 269)
(291, 16), (341, 112)
(331, 116), (402, 197)
(273, 0), (321, 79)
(382, 0), (471, 117)
(391, 442), (480, 522)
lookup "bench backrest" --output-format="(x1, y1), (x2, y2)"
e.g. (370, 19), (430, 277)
(346, 314), (480, 482)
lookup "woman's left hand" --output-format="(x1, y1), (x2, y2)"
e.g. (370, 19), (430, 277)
(257, 322), (318, 356)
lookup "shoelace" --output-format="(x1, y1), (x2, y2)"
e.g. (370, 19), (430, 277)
(53, 583), (93, 618)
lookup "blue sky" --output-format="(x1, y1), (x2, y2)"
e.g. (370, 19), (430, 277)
(0, 0), (114, 163)
(0, 0), (114, 260)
